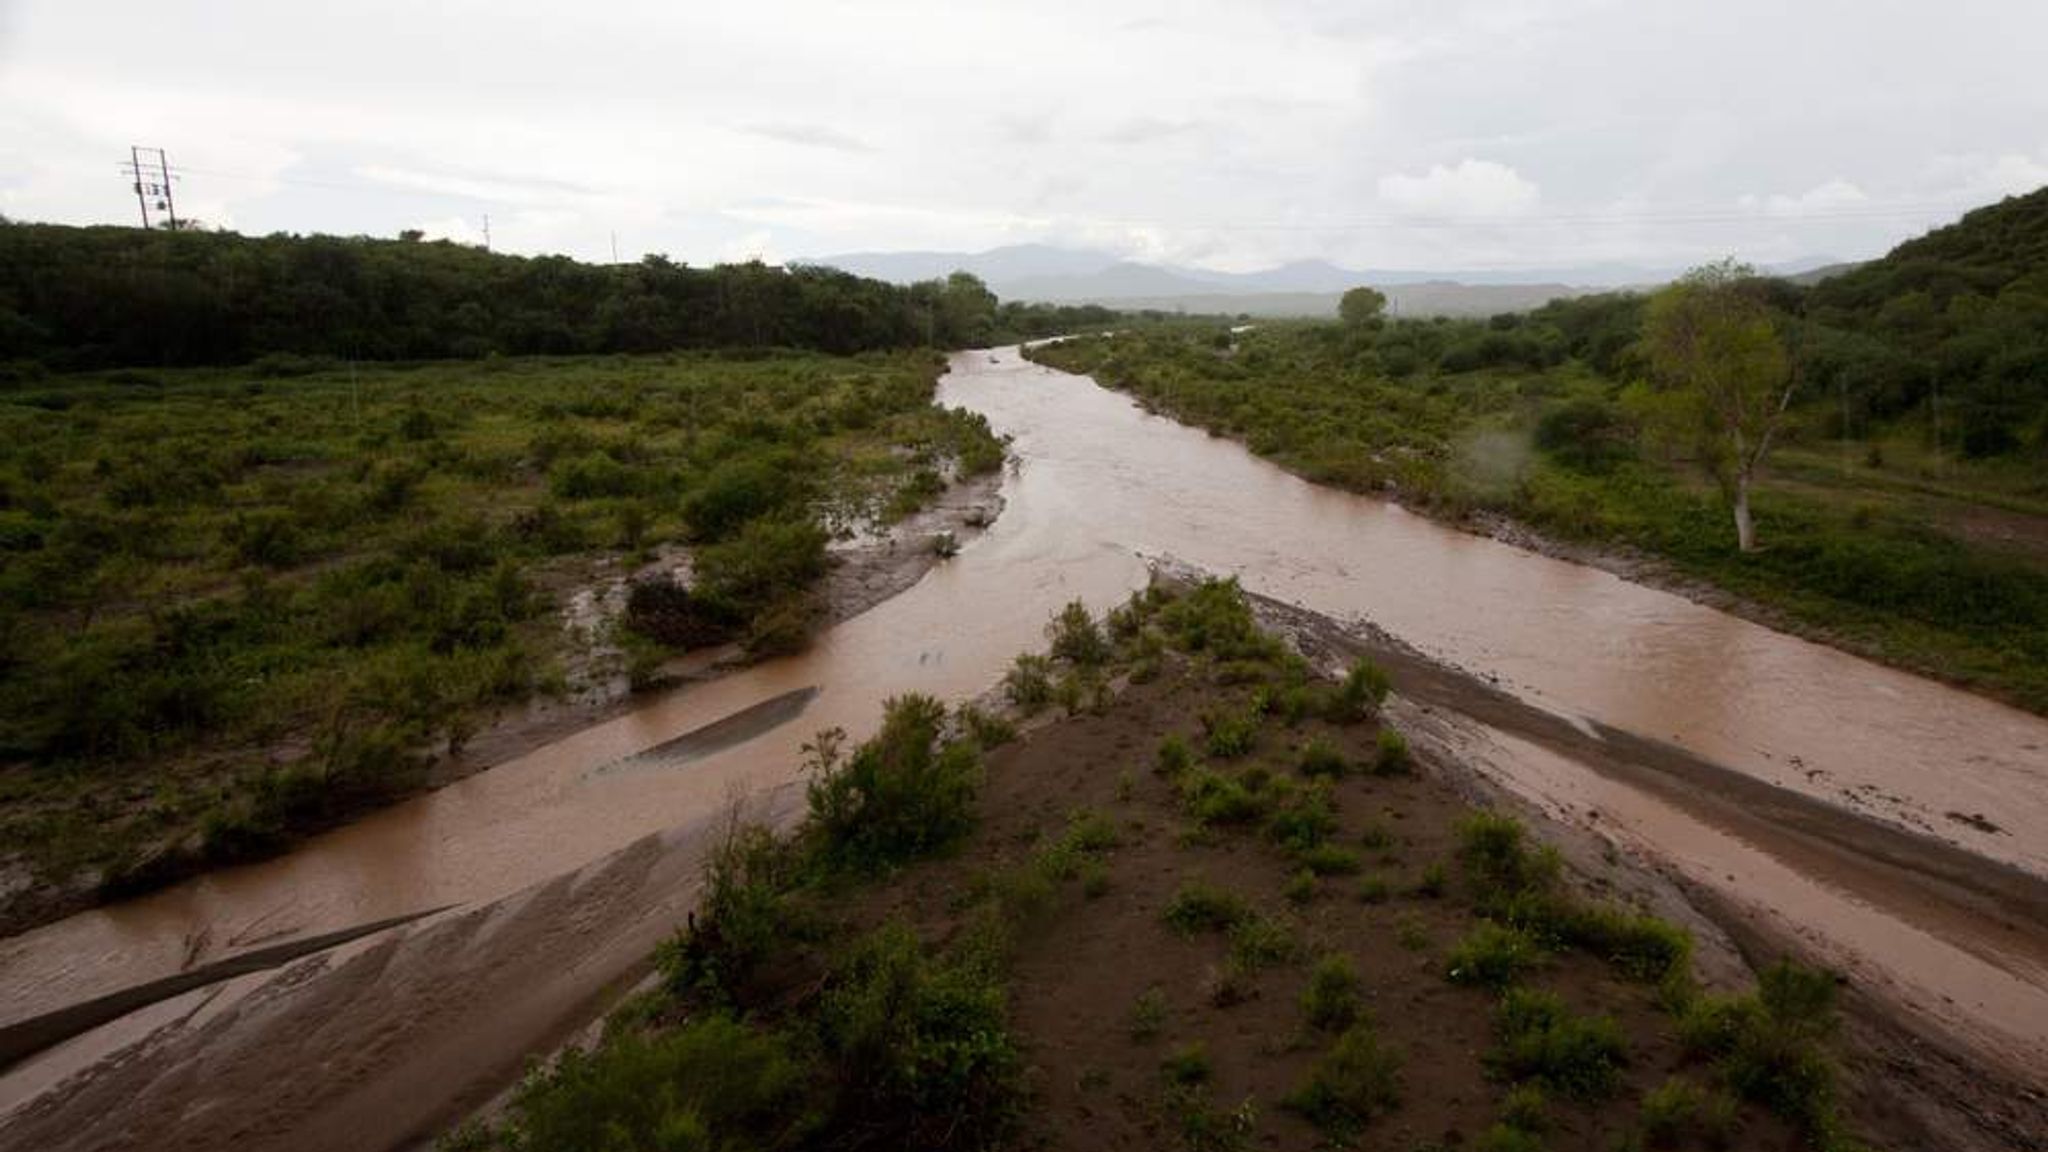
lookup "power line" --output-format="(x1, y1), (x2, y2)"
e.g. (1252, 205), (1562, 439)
(119, 146), (180, 229)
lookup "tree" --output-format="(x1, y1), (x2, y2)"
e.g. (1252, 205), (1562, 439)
(1339, 286), (1388, 329)
(1642, 259), (1797, 552)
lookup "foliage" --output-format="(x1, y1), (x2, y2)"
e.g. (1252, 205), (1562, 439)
(1678, 961), (1848, 1144)
(803, 695), (982, 874)
(1302, 954), (1366, 1032)
(1489, 987), (1629, 1100)
(1285, 1022), (1403, 1135)
(0, 221), (1034, 368)
(1446, 923), (1547, 989)
(816, 921), (1023, 1148)
(1162, 880), (1252, 935)
(1046, 599), (1111, 666)
(482, 1014), (815, 1152)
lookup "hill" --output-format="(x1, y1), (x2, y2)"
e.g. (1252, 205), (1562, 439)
(1803, 186), (2048, 456)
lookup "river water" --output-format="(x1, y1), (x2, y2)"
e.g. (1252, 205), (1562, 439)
(4, 348), (2046, 1122)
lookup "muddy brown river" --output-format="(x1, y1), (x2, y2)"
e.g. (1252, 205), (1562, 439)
(3, 348), (2045, 1144)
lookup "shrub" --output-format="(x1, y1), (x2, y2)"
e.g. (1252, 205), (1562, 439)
(1161, 1041), (1212, 1086)
(1472, 1123), (1547, 1152)
(1572, 905), (1694, 983)
(955, 703), (1016, 749)
(1283, 868), (1317, 905)
(659, 817), (800, 1005)
(1180, 768), (1265, 826)
(1490, 987), (1628, 1100)
(1302, 954), (1366, 1032)
(1155, 733), (1194, 776)
(1286, 1023), (1402, 1134)
(1299, 844), (1362, 876)
(1266, 785), (1336, 851)
(818, 921), (1022, 1147)
(1297, 736), (1349, 779)
(1004, 653), (1053, 712)
(1357, 874), (1392, 904)
(1457, 812), (1560, 900)
(1130, 986), (1168, 1042)
(1446, 923), (1546, 989)
(1413, 861), (1448, 898)
(1200, 704), (1260, 759)
(804, 697), (982, 873)
(1327, 657), (1391, 721)
(1229, 914), (1301, 968)
(1500, 1082), (1549, 1133)
(496, 1015), (815, 1152)
(1678, 962), (1844, 1141)
(1371, 728), (1412, 775)
(1640, 1077), (1737, 1149)
(1047, 599), (1110, 666)
(1164, 881), (1251, 935)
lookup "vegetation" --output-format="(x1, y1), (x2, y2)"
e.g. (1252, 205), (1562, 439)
(0, 221), (1126, 370)
(1028, 193), (2048, 712)
(0, 346), (1004, 923)
(448, 581), (1873, 1152)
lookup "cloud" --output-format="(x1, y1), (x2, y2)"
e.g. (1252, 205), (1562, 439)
(1377, 159), (1540, 217)
(739, 122), (876, 154)
(1739, 178), (1868, 216)
(1102, 117), (1200, 146)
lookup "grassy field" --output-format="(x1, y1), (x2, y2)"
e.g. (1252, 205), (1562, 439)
(445, 582), (1875, 1152)
(1029, 327), (2048, 715)
(0, 350), (999, 920)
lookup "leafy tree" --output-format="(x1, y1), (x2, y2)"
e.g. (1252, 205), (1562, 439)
(1339, 286), (1388, 329)
(1643, 259), (1796, 552)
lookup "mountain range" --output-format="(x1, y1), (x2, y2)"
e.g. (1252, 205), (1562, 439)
(810, 244), (1850, 318)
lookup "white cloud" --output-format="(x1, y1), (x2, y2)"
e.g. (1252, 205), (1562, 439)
(1377, 159), (1540, 217)
(2, 0), (2046, 271)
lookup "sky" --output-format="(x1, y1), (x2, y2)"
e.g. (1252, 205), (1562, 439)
(3, 0), (2046, 274)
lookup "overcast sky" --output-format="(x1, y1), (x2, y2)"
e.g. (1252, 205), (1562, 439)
(3, 0), (2045, 273)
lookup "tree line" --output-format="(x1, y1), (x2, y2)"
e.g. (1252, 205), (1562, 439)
(0, 222), (1119, 371)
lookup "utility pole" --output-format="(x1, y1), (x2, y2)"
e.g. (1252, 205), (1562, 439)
(481, 214), (492, 252)
(121, 146), (179, 229)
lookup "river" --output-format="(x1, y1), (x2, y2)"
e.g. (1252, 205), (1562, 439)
(2, 348), (2044, 1147)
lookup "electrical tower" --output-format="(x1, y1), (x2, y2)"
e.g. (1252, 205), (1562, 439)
(120, 146), (180, 230)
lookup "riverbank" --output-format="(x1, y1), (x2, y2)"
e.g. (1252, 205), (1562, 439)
(436, 580), (2038, 1152)
(1023, 330), (2047, 719)
(7, 579), (2039, 1150)
(0, 348), (1008, 941)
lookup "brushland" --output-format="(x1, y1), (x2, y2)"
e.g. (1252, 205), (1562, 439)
(0, 221), (1124, 933)
(1028, 190), (2048, 714)
(446, 581), (1891, 1152)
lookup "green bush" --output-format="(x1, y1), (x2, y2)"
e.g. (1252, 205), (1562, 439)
(1200, 703), (1261, 759)
(1457, 812), (1561, 901)
(1265, 784), (1336, 851)
(1285, 1022), (1403, 1135)
(658, 819), (800, 1005)
(1179, 768), (1266, 826)
(1328, 657), (1392, 722)
(1678, 961), (1845, 1142)
(1161, 1041), (1212, 1086)
(1047, 599), (1110, 666)
(804, 696), (982, 873)
(1155, 733), (1195, 775)
(490, 1014), (815, 1151)
(1490, 987), (1628, 1100)
(1004, 653), (1053, 712)
(1299, 844), (1362, 876)
(1371, 727), (1412, 775)
(1130, 986), (1169, 1042)
(817, 921), (1022, 1148)
(1446, 923), (1546, 989)
(1302, 954), (1366, 1032)
(1163, 881), (1252, 935)
(1297, 736), (1349, 779)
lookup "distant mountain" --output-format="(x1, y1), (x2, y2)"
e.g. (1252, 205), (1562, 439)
(808, 244), (1847, 318)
